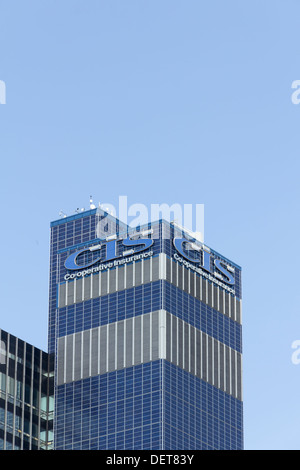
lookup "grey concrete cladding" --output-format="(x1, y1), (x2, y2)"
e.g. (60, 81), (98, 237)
(56, 253), (242, 400)
(57, 310), (242, 400)
(58, 253), (242, 324)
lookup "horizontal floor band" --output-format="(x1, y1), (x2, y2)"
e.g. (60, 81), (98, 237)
(57, 310), (242, 401)
(58, 254), (242, 324)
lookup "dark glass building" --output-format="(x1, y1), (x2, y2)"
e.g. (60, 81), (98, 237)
(0, 329), (54, 450)
(49, 208), (243, 450)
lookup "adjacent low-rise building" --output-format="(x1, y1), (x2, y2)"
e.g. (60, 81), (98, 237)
(0, 329), (54, 450)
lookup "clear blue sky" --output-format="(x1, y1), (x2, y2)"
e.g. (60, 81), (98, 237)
(1, 1), (300, 450)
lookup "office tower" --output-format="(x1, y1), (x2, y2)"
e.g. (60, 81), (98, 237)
(0, 329), (54, 450)
(49, 208), (243, 450)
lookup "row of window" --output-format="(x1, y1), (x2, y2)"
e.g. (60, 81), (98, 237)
(57, 281), (242, 352)
(54, 360), (243, 450)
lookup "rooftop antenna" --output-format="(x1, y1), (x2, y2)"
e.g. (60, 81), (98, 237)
(59, 210), (67, 218)
(90, 195), (96, 209)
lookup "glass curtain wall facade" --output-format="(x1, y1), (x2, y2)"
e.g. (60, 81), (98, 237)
(0, 329), (54, 450)
(49, 209), (243, 450)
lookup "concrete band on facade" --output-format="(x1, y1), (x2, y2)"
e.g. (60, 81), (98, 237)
(56, 310), (242, 401)
(58, 253), (242, 325)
